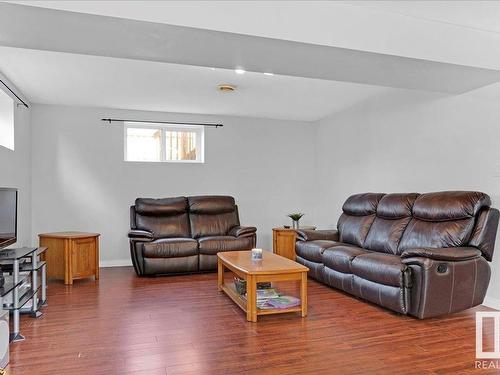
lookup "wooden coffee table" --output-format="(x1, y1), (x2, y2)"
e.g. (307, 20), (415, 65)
(217, 250), (309, 322)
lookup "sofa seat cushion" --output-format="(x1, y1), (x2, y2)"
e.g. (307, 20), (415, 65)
(322, 245), (370, 274)
(198, 236), (254, 255)
(296, 256), (325, 283)
(351, 252), (410, 287)
(295, 240), (338, 263)
(143, 238), (198, 258)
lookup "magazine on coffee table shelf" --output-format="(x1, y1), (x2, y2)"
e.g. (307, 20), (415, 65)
(241, 288), (300, 309)
(242, 288), (280, 301)
(266, 296), (301, 309)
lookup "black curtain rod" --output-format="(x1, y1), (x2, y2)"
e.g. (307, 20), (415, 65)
(101, 118), (223, 128)
(0, 80), (29, 108)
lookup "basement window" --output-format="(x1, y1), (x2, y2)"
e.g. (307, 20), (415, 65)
(0, 88), (14, 151)
(124, 122), (204, 163)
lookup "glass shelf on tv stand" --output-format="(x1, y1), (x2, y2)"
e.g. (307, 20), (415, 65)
(0, 247), (47, 342)
(2, 275), (44, 310)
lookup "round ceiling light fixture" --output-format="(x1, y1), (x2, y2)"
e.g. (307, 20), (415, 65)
(218, 84), (236, 92)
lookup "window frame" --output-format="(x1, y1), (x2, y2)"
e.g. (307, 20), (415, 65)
(124, 122), (205, 163)
(0, 86), (15, 151)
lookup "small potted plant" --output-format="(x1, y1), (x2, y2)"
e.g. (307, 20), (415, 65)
(287, 213), (305, 229)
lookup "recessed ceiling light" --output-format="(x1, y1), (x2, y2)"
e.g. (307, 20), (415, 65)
(263, 72), (274, 76)
(218, 84), (236, 92)
(235, 68), (246, 75)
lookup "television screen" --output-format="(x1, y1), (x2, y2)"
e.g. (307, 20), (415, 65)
(0, 188), (17, 249)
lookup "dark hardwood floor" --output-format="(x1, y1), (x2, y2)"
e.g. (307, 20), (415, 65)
(7, 267), (498, 375)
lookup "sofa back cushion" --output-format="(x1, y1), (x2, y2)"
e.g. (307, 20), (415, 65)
(398, 191), (491, 252)
(337, 193), (384, 247)
(188, 196), (240, 238)
(364, 193), (419, 254)
(134, 197), (191, 238)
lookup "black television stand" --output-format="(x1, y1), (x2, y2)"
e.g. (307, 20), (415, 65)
(0, 247), (47, 342)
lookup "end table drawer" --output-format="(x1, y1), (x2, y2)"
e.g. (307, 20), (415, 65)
(272, 228), (298, 260)
(71, 238), (97, 278)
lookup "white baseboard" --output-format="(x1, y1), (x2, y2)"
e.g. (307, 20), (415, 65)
(99, 259), (133, 268)
(483, 296), (500, 310)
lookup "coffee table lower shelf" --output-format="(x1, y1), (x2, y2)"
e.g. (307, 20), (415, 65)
(220, 283), (303, 318)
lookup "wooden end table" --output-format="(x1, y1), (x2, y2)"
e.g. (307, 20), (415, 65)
(273, 226), (316, 260)
(217, 250), (309, 322)
(38, 232), (100, 285)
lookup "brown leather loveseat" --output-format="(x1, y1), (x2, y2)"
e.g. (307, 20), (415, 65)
(296, 191), (499, 318)
(129, 196), (256, 276)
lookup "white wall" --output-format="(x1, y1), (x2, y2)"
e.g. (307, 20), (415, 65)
(30, 104), (317, 265)
(315, 83), (500, 307)
(0, 74), (31, 247)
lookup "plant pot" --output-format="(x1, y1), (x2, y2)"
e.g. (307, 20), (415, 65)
(292, 220), (300, 229)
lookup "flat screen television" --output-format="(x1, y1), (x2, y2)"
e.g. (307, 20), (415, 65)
(0, 188), (17, 249)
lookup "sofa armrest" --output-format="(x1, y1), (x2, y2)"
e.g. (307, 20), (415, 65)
(296, 229), (339, 242)
(401, 247), (482, 262)
(401, 250), (490, 319)
(228, 225), (257, 238)
(128, 229), (154, 241)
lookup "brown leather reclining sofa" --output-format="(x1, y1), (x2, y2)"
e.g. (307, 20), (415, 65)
(128, 196), (256, 276)
(296, 191), (499, 318)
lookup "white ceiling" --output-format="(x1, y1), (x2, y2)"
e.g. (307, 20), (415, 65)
(348, 1), (500, 34)
(1, 1), (500, 121)
(10, 1), (500, 35)
(7, 1), (500, 69)
(0, 46), (391, 121)
(2, 2), (498, 94)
